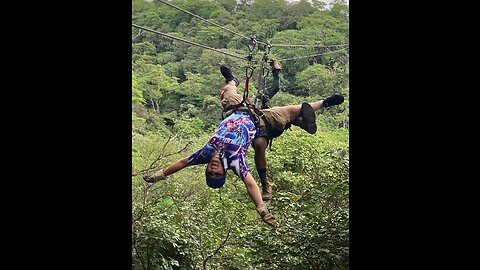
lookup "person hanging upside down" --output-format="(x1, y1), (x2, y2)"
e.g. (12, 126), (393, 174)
(143, 65), (344, 228)
(219, 62), (344, 202)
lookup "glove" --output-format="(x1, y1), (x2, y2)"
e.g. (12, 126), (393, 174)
(143, 169), (166, 183)
(261, 212), (278, 228)
(269, 59), (282, 70)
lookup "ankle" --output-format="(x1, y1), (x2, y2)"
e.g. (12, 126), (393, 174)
(262, 183), (270, 190)
(293, 116), (302, 126)
(227, 78), (239, 86)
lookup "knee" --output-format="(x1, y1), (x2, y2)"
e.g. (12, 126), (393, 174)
(253, 138), (268, 154)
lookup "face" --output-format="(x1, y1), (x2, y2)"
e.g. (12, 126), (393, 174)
(205, 154), (225, 179)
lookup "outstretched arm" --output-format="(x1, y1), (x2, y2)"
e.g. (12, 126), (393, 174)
(144, 157), (189, 183)
(243, 172), (278, 228)
(144, 145), (211, 183)
(265, 68), (280, 99)
(164, 157), (189, 176)
(264, 59), (281, 99)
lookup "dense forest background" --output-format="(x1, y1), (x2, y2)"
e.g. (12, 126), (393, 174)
(132, 0), (349, 269)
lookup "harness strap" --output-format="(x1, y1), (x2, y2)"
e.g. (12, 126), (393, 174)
(222, 100), (278, 151)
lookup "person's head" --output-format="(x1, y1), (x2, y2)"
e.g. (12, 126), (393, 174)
(205, 153), (226, 188)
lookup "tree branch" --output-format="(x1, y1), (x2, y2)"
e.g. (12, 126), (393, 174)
(133, 239), (147, 270)
(203, 216), (236, 270)
(133, 180), (160, 223)
(132, 138), (192, 176)
(132, 28), (143, 41)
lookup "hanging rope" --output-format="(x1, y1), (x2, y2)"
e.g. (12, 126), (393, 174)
(132, 24), (247, 61)
(243, 36), (258, 103)
(253, 42), (272, 107)
(246, 36), (257, 64)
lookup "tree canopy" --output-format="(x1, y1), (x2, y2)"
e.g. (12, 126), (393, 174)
(132, 0), (349, 268)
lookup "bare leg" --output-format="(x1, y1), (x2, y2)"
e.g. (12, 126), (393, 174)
(221, 82), (238, 95)
(253, 137), (272, 200)
(283, 100), (324, 123)
(253, 137), (268, 170)
(308, 100), (323, 111)
(244, 172), (277, 228)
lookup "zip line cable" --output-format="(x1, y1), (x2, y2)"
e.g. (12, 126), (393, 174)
(132, 24), (347, 64)
(132, 24), (247, 61)
(155, 0), (348, 49)
(155, 0), (267, 46)
(271, 43), (349, 48)
(277, 47), (348, 62)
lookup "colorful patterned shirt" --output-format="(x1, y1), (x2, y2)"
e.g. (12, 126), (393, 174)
(187, 111), (259, 180)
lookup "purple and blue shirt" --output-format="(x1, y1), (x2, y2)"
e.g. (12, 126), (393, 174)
(187, 111), (259, 180)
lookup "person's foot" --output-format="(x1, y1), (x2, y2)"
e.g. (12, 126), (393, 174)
(299, 103), (317, 134)
(220, 65), (239, 86)
(322, 93), (344, 107)
(262, 185), (273, 201)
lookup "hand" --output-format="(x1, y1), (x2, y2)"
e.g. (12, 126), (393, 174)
(269, 59), (281, 70)
(261, 212), (278, 228)
(143, 169), (166, 183)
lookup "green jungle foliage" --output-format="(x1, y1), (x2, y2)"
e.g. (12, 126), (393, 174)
(132, 0), (349, 269)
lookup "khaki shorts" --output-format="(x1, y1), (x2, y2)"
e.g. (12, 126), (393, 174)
(221, 90), (243, 115)
(259, 107), (290, 131)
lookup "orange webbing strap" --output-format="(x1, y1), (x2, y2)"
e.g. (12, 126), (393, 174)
(244, 66), (255, 102)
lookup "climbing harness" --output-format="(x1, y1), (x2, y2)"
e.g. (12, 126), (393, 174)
(220, 36), (257, 119)
(218, 38), (285, 150)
